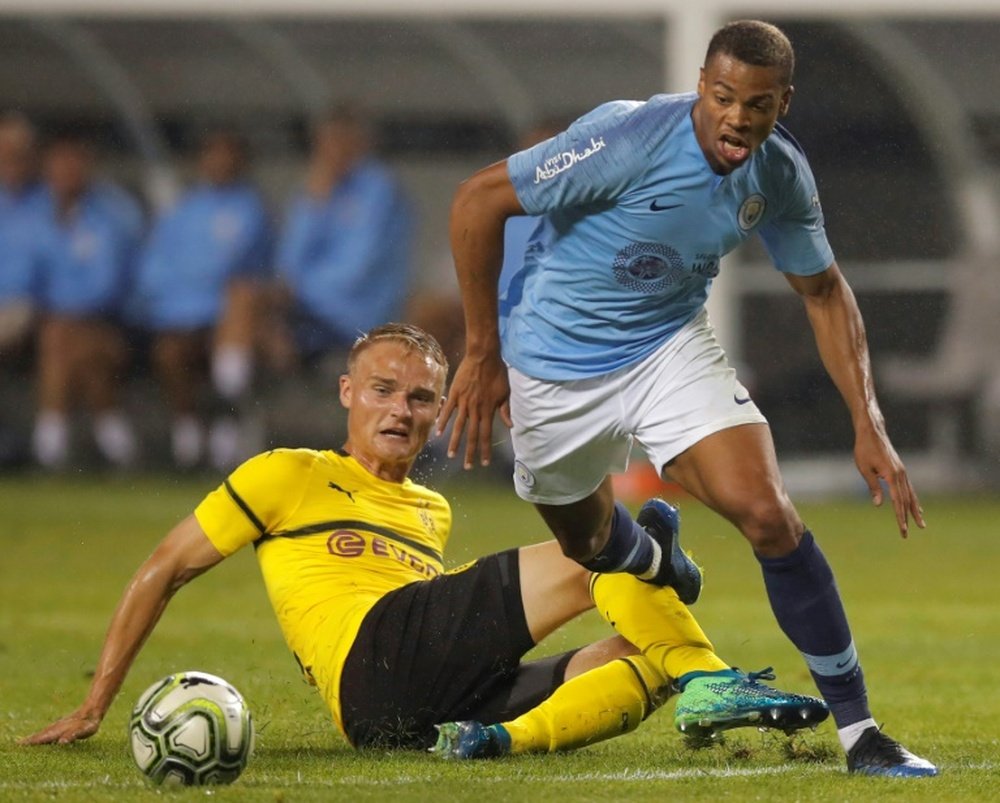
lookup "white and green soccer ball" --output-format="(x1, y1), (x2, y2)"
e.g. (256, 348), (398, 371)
(128, 671), (255, 786)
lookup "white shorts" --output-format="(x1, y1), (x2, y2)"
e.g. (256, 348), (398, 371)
(508, 310), (767, 505)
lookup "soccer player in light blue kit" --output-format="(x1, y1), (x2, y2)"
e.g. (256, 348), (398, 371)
(0, 112), (46, 352)
(275, 105), (413, 364)
(133, 130), (272, 469)
(440, 20), (936, 777)
(29, 128), (144, 470)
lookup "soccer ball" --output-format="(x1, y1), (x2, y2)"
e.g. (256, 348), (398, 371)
(128, 671), (255, 786)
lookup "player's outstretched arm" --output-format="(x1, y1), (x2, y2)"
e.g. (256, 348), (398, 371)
(19, 515), (225, 746)
(786, 263), (925, 536)
(438, 160), (523, 468)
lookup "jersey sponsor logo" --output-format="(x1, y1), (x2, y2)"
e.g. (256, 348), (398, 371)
(612, 242), (688, 293)
(737, 194), (767, 231)
(649, 199), (682, 212)
(692, 252), (720, 279)
(533, 136), (606, 184)
(734, 394), (752, 405)
(326, 529), (442, 578)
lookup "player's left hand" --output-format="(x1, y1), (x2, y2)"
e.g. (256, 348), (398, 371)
(853, 427), (925, 537)
(18, 710), (102, 745)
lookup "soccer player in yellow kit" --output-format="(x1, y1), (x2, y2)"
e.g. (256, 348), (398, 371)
(21, 323), (825, 756)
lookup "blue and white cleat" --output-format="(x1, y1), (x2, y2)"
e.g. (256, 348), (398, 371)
(674, 667), (829, 738)
(431, 721), (511, 759)
(846, 726), (939, 777)
(637, 498), (702, 604)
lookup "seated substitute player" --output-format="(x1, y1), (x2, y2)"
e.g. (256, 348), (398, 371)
(20, 323), (827, 758)
(132, 129), (272, 470)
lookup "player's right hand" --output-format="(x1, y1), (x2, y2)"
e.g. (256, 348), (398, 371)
(18, 710), (102, 746)
(437, 350), (512, 469)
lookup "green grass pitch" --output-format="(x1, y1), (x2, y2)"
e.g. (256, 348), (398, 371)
(1, 472), (997, 801)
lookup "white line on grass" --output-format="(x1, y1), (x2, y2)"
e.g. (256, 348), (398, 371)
(4, 761), (995, 791)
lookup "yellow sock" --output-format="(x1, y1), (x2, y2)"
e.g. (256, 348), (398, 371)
(502, 655), (668, 754)
(589, 572), (729, 679)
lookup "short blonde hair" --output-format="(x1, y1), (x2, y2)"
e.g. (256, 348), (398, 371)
(347, 322), (449, 378)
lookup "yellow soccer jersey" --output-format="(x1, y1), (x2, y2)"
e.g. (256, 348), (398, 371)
(194, 447), (451, 733)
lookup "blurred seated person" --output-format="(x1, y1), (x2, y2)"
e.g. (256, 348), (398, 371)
(29, 127), (144, 470)
(0, 112), (46, 467)
(132, 129), (272, 470)
(266, 104), (413, 374)
(0, 111), (45, 357)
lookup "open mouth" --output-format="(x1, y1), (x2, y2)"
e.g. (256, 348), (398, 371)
(380, 427), (409, 440)
(719, 134), (750, 164)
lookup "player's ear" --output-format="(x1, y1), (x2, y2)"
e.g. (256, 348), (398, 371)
(339, 374), (352, 409)
(779, 85), (794, 117)
(697, 66), (707, 97)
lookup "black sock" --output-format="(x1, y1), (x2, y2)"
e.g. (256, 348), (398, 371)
(580, 501), (655, 575)
(757, 530), (871, 727)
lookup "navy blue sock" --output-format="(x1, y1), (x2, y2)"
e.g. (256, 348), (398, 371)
(757, 530), (871, 728)
(580, 501), (655, 575)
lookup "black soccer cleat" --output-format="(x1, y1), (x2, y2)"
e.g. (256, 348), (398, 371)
(846, 726), (938, 777)
(636, 498), (702, 604)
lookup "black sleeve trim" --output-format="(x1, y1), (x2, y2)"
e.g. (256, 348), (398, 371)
(224, 478), (267, 537)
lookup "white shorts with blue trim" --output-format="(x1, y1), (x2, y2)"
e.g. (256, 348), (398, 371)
(508, 310), (767, 505)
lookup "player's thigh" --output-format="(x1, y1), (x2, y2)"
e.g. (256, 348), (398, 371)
(664, 423), (801, 544)
(517, 541), (593, 643)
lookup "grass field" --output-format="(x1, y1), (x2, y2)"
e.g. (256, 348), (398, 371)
(1, 471), (998, 801)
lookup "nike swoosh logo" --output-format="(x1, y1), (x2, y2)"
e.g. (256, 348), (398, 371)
(734, 395), (752, 405)
(649, 200), (682, 212)
(835, 659), (853, 669)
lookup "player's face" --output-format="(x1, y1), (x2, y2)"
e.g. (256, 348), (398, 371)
(44, 142), (94, 205)
(693, 53), (792, 175)
(198, 135), (245, 186)
(0, 123), (36, 191)
(339, 341), (446, 482)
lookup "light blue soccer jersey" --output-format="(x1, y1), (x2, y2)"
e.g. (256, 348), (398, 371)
(0, 182), (46, 303)
(30, 183), (144, 317)
(133, 182), (272, 331)
(277, 158), (413, 343)
(504, 92), (834, 380)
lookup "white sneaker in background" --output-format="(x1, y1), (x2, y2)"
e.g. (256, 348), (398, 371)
(209, 416), (242, 473)
(171, 415), (204, 469)
(93, 411), (138, 468)
(33, 410), (69, 469)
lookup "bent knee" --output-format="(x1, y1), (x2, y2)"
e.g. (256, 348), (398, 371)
(731, 496), (801, 556)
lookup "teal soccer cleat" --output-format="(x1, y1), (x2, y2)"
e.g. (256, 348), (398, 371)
(674, 667), (829, 738)
(431, 721), (511, 759)
(846, 726), (939, 777)
(637, 498), (702, 604)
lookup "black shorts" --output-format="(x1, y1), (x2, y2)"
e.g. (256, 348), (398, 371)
(340, 548), (577, 750)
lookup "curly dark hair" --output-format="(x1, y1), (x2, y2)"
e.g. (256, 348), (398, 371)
(705, 20), (795, 86)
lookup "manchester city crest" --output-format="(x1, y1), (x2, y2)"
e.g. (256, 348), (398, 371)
(737, 194), (766, 231)
(514, 460), (536, 489)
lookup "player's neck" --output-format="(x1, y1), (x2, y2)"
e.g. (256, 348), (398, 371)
(341, 443), (411, 484)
